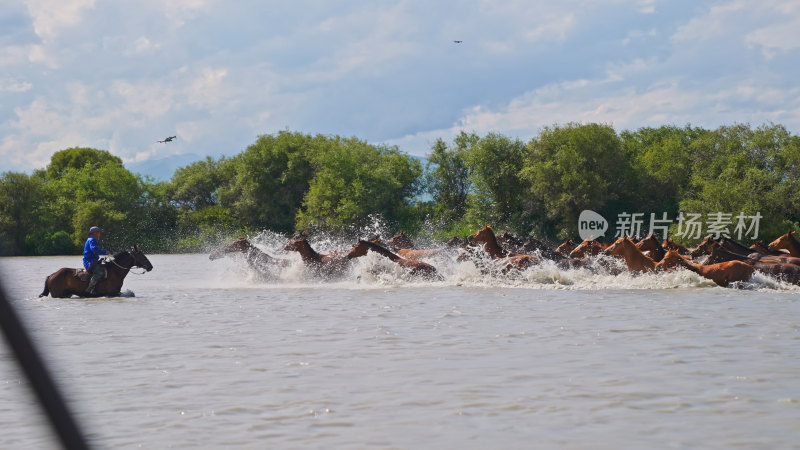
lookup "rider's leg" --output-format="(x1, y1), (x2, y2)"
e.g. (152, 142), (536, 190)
(86, 264), (105, 294)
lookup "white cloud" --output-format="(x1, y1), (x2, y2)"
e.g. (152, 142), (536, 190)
(24, 0), (96, 41)
(671, 1), (746, 43)
(0, 78), (33, 93)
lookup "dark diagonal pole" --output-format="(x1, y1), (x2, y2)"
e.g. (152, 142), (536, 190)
(0, 281), (91, 450)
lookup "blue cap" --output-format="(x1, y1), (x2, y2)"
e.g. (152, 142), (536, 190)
(88, 226), (103, 235)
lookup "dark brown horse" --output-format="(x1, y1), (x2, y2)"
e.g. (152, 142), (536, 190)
(40, 246), (153, 298)
(283, 237), (361, 278)
(662, 238), (690, 255)
(209, 238), (290, 277)
(385, 231), (415, 252)
(657, 250), (754, 287)
(690, 237), (718, 259)
(635, 234), (666, 262)
(750, 240), (784, 256)
(605, 236), (656, 273)
(351, 240), (440, 279)
(568, 239), (605, 259)
(555, 240), (576, 257)
(769, 231), (800, 257)
(469, 225), (539, 271)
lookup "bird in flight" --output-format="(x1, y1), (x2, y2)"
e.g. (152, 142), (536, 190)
(453, 40), (463, 43)
(157, 136), (177, 143)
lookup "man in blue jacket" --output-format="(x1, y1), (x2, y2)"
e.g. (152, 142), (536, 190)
(83, 226), (109, 294)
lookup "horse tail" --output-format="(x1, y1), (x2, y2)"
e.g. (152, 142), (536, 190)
(39, 276), (50, 297)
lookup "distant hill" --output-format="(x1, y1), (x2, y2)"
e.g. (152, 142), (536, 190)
(125, 153), (205, 181)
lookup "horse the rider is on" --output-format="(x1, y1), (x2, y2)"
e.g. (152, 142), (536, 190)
(83, 226), (109, 294)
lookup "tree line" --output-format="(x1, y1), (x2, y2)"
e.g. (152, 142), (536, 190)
(1, 123), (799, 256)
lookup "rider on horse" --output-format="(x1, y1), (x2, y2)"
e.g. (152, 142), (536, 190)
(83, 226), (109, 294)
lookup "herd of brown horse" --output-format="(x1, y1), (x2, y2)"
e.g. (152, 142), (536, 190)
(209, 227), (800, 287)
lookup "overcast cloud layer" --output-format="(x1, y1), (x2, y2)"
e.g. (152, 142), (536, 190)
(2, 0), (799, 173)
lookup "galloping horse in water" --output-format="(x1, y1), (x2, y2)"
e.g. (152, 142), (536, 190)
(555, 240), (576, 257)
(769, 231), (800, 257)
(657, 250), (754, 287)
(568, 239), (605, 259)
(209, 238), (290, 278)
(469, 225), (539, 271)
(635, 234), (666, 262)
(283, 237), (361, 278)
(662, 238), (690, 255)
(605, 236), (656, 273)
(40, 246), (153, 298)
(350, 240), (440, 279)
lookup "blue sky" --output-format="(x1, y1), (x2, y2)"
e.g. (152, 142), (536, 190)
(2, 0), (800, 175)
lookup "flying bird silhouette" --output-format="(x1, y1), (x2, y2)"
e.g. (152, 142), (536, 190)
(157, 136), (177, 143)
(453, 40), (463, 43)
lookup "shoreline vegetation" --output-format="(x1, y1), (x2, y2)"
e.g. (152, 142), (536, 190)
(2, 122), (799, 256)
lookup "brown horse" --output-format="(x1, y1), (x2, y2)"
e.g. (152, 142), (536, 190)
(385, 231), (415, 251)
(657, 250), (754, 287)
(351, 240), (439, 279)
(522, 238), (564, 261)
(690, 237), (719, 259)
(396, 248), (444, 260)
(769, 231), (800, 257)
(556, 240), (576, 257)
(749, 240), (785, 256)
(209, 238), (290, 277)
(283, 237), (360, 278)
(40, 246), (153, 298)
(469, 225), (539, 271)
(605, 236), (656, 273)
(568, 239), (605, 259)
(635, 234), (666, 262)
(662, 238), (690, 255)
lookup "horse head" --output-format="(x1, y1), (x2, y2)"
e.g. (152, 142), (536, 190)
(657, 250), (687, 270)
(129, 245), (153, 271)
(556, 239), (575, 256)
(470, 225), (495, 244)
(690, 237), (718, 259)
(768, 231), (798, 253)
(386, 231), (414, 250)
(209, 238), (252, 260)
(570, 239), (604, 258)
(636, 234), (661, 252)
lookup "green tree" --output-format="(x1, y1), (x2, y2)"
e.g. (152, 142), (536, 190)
(296, 137), (421, 232)
(44, 147), (124, 180)
(0, 172), (46, 255)
(424, 132), (476, 225)
(216, 132), (315, 233)
(464, 133), (529, 231)
(679, 123), (800, 243)
(521, 123), (633, 240)
(167, 157), (228, 210)
(621, 125), (708, 216)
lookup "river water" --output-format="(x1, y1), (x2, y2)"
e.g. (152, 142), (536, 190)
(1, 244), (799, 448)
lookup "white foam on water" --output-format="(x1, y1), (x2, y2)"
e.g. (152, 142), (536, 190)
(205, 238), (800, 293)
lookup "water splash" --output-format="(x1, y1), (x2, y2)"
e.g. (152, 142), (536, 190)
(207, 236), (800, 292)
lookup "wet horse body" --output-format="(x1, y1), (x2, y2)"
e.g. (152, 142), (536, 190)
(351, 240), (439, 278)
(283, 237), (360, 278)
(209, 238), (289, 278)
(657, 250), (754, 287)
(469, 226), (539, 271)
(605, 237), (656, 273)
(40, 246), (153, 298)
